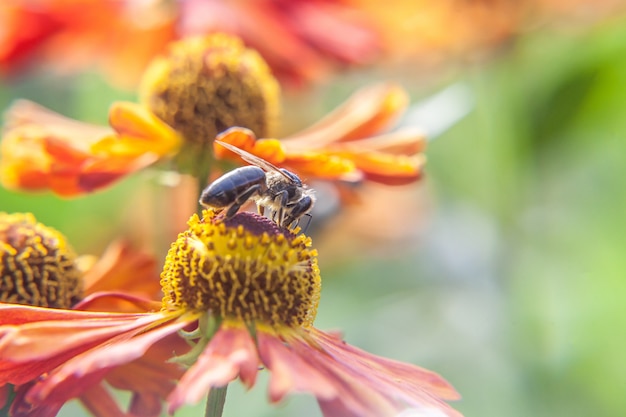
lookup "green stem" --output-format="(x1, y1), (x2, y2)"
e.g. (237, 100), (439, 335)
(205, 385), (228, 417)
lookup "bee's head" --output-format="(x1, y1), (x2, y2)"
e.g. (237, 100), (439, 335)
(280, 169), (302, 186)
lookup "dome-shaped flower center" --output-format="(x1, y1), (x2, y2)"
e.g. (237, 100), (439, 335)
(160, 210), (320, 328)
(0, 213), (83, 308)
(139, 34), (281, 177)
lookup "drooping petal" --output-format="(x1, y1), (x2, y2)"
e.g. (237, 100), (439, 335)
(10, 381), (62, 417)
(100, 101), (181, 157)
(73, 292), (162, 313)
(329, 150), (426, 185)
(0, 304), (140, 326)
(0, 307), (164, 385)
(306, 328), (463, 417)
(256, 329), (339, 404)
(0, 100), (179, 196)
(82, 240), (162, 299)
(77, 384), (133, 417)
(167, 323), (260, 414)
(24, 315), (186, 406)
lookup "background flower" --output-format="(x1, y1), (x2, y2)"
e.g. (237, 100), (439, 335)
(0, 212), (187, 417)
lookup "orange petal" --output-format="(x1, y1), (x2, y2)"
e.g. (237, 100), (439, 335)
(310, 328), (464, 416)
(3, 100), (110, 144)
(78, 384), (130, 417)
(328, 127), (427, 155)
(283, 83), (408, 148)
(331, 150), (425, 185)
(214, 127), (286, 164)
(0, 100), (163, 196)
(0, 129), (51, 191)
(73, 292), (162, 314)
(282, 152), (362, 183)
(257, 330), (338, 404)
(27, 318), (186, 406)
(0, 313), (161, 363)
(104, 101), (181, 157)
(83, 240), (161, 298)
(167, 324), (259, 413)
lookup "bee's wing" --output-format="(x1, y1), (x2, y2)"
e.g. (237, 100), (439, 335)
(216, 140), (295, 182)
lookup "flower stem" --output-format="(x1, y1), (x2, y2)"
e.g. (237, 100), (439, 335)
(205, 385), (228, 417)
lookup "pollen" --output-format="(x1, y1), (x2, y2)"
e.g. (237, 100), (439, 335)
(160, 210), (321, 329)
(138, 34), (281, 177)
(0, 213), (83, 308)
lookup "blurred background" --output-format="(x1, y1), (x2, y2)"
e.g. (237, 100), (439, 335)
(2, 1), (626, 417)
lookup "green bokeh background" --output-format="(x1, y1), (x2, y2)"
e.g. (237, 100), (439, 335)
(2, 13), (626, 417)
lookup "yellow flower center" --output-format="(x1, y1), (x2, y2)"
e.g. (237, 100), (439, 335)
(138, 34), (281, 177)
(160, 210), (320, 328)
(0, 213), (83, 308)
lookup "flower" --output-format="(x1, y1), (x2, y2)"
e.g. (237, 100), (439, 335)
(0, 33), (282, 195)
(2, 59), (424, 197)
(0, 212), (83, 308)
(0, 100), (180, 197)
(214, 82), (427, 185)
(0, 0), (176, 87)
(0, 212), (187, 417)
(138, 34), (281, 178)
(0, 0), (381, 87)
(177, 0), (383, 86)
(0, 209), (462, 417)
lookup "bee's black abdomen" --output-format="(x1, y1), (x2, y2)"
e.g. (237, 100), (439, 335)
(200, 166), (266, 208)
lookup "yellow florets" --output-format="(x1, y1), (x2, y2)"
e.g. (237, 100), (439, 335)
(0, 213), (83, 308)
(160, 210), (320, 329)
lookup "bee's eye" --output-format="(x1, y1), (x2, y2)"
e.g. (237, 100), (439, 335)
(280, 169), (302, 186)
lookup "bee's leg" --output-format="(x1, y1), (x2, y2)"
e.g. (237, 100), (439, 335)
(274, 191), (289, 227)
(257, 204), (265, 216)
(224, 185), (262, 219)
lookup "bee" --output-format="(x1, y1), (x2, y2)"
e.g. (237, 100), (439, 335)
(199, 140), (315, 229)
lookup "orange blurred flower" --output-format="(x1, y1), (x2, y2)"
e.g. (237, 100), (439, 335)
(0, 0), (176, 87)
(0, 100), (180, 197)
(215, 82), (427, 185)
(0, 212), (187, 417)
(1, 79), (425, 197)
(0, 0), (381, 87)
(0, 210), (462, 417)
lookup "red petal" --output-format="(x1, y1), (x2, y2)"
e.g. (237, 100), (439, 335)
(167, 324), (259, 413)
(26, 317), (186, 405)
(82, 240), (161, 297)
(257, 330), (338, 404)
(78, 384), (130, 417)
(310, 328), (463, 416)
(73, 292), (162, 313)
(0, 304), (140, 326)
